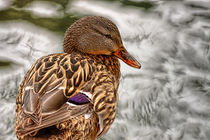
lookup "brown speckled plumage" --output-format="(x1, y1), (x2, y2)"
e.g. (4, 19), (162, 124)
(15, 16), (140, 140)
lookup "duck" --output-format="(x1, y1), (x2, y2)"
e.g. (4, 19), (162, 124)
(15, 16), (141, 140)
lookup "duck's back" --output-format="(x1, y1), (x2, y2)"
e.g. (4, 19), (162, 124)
(15, 52), (120, 140)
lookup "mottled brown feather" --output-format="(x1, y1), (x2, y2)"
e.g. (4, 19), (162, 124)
(15, 16), (129, 140)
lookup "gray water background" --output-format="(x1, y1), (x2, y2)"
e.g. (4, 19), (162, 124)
(0, 0), (210, 140)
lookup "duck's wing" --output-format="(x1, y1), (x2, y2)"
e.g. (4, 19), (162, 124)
(17, 103), (90, 136)
(16, 53), (95, 135)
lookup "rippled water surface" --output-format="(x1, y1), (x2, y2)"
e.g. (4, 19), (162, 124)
(0, 0), (210, 140)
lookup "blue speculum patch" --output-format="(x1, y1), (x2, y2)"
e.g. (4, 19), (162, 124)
(68, 92), (90, 105)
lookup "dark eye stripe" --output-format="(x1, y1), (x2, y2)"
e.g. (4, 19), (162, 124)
(92, 27), (104, 36)
(105, 34), (112, 39)
(92, 27), (113, 40)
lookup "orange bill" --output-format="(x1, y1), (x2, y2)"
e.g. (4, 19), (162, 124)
(113, 47), (141, 69)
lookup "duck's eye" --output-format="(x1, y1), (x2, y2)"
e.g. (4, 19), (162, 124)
(105, 34), (112, 39)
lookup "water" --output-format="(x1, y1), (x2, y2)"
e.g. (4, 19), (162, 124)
(0, 0), (210, 140)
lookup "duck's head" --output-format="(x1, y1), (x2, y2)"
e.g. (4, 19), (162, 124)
(63, 16), (141, 69)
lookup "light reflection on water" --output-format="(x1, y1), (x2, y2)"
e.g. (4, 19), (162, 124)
(0, 0), (210, 140)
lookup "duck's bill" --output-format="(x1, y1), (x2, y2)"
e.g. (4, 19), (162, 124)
(113, 47), (141, 69)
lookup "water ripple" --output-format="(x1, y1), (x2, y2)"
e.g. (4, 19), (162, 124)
(0, 0), (210, 140)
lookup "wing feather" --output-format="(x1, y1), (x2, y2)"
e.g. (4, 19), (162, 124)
(17, 103), (90, 137)
(17, 53), (95, 136)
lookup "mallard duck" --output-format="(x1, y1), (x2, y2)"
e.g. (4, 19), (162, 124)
(15, 16), (141, 140)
